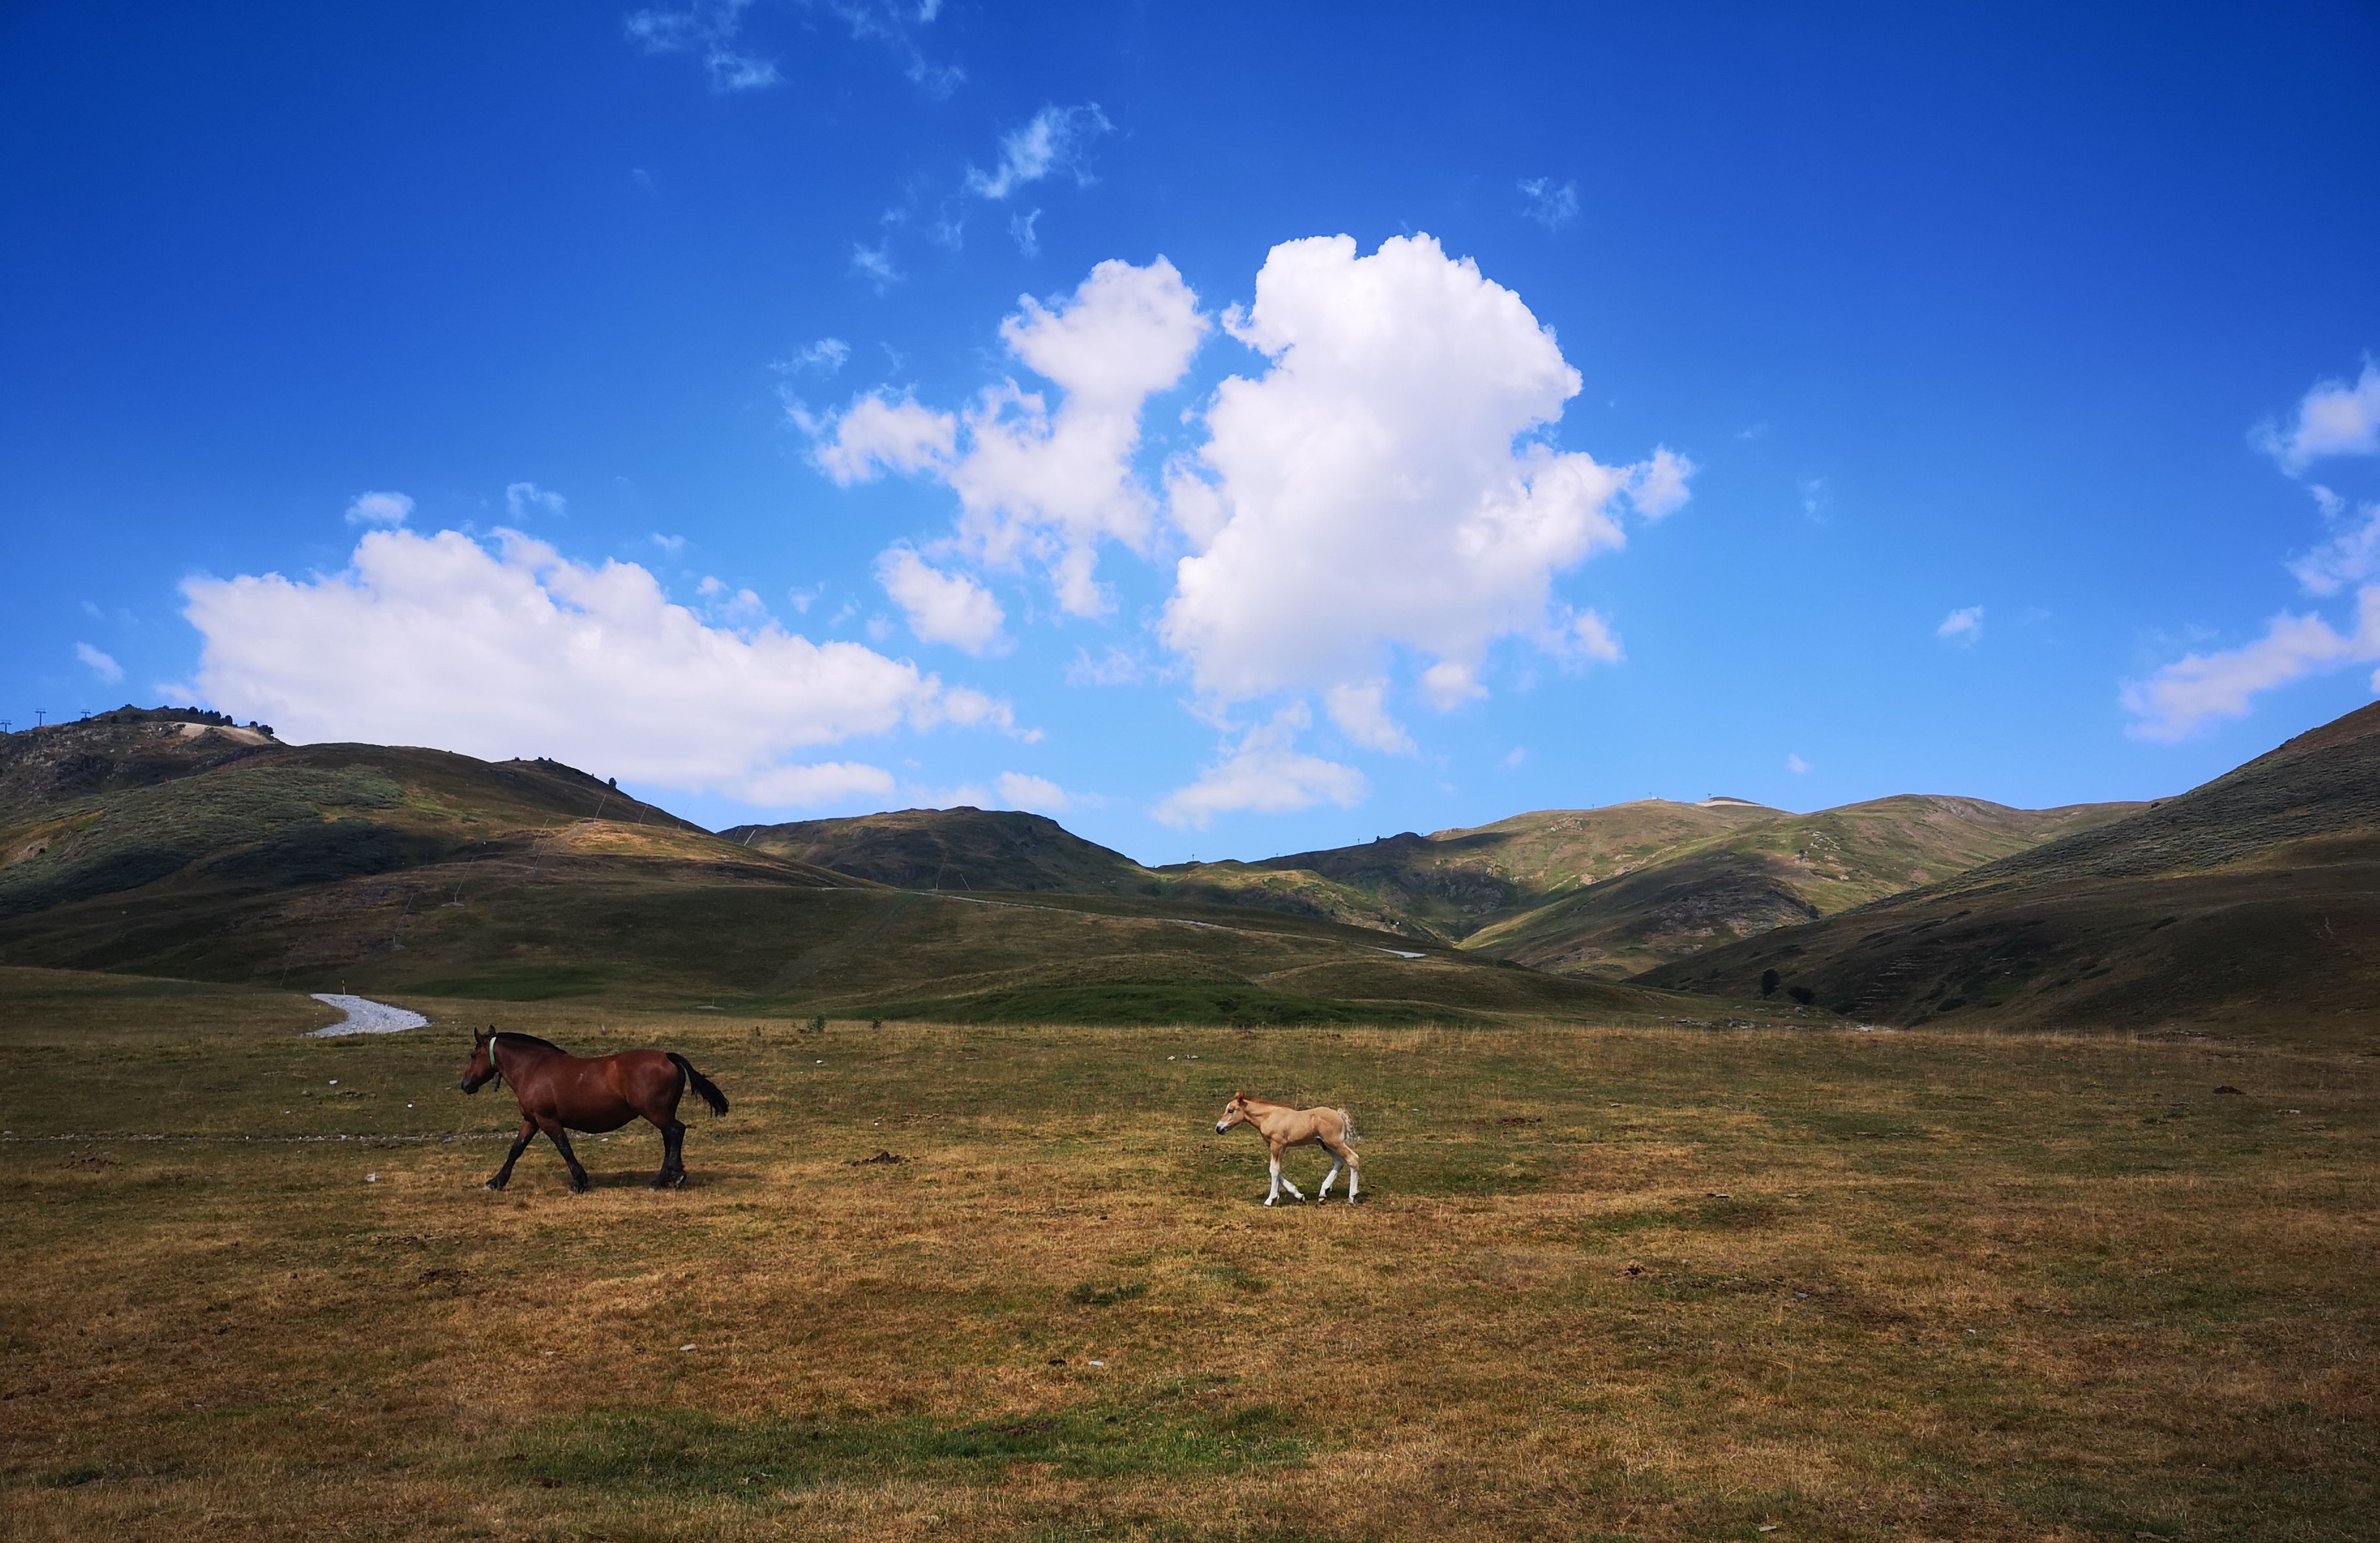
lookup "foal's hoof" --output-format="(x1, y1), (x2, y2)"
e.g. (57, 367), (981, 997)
(483, 1178), (508, 1192)
(567, 1179), (590, 1195)
(1263, 1196), (1276, 1206)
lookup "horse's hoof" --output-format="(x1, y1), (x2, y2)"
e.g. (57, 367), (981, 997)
(1264, 1197), (1275, 1206)
(484, 1179), (507, 1191)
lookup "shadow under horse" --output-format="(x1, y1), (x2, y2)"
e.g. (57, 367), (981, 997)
(459, 1028), (728, 1192)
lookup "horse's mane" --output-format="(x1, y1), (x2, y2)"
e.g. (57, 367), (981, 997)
(491, 1030), (568, 1055)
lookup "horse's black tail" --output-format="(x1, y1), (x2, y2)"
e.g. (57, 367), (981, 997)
(667, 1052), (729, 1116)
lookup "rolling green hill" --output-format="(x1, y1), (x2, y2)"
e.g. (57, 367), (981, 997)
(1640, 700), (2380, 1046)
(722, 806), (1146, 893)
(745, 793), (2140, 978)
(0, 710), (1673, 1026)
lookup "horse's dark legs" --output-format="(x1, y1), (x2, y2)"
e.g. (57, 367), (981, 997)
(486, 1118), (536, 1191)
(538, 1117), (592, 1193)
(652, 1119), (687, 1188)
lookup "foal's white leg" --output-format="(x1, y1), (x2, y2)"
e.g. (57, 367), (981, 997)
(1275, 1153), (1305, 1202)
(1264, 1155), (1281, 1206)
(1347, 1156), (1360, 1202)
(1318, 1153), (1342, 1198)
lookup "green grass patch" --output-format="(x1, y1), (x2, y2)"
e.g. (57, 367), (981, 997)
(405, 964), (608, 1000)
(504, 1399), (1305, 1497)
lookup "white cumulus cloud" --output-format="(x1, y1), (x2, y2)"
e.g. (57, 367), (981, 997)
(344, 491), (412, 527)
(1938, 605), (1984, 644)
(809, 258), (1206, 615)
(2257, 360), (2380, 474)
(995, 771), (1071, 812)
(180, 527), (1021, 806)
(967, 104), (1110, 200)
(1153, 705), (1366, 829)
(875, 545), (1007, 654)
(808, 393), (958, 485)
(1160, 234), (1688, 709)
(76, 642), (123, 684)
(1156, 716), (1365, 829)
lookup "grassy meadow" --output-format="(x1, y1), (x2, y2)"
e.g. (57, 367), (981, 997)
(2, 966), (2375, 1541)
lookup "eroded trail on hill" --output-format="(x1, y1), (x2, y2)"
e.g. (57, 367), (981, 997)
(306, 993), (429, 1037)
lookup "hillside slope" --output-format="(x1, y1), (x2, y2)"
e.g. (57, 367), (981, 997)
(723, 807), (1145, 893)
(769, 795), (2138, 978)
(1640, 701), (2380, 1045)
(0, 712), (1670, 1026)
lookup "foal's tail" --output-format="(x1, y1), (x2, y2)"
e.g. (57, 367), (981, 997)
(668, 1052), (729, 1117)
(1338, 1108), (1358, 1146)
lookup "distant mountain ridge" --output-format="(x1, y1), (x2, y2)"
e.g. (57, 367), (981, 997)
(730, 791), (2141, 977)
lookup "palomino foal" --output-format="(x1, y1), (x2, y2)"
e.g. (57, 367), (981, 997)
(1214, 1091), (1360, 1205)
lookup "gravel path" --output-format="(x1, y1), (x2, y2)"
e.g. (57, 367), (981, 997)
(306, 993), (431, 1037)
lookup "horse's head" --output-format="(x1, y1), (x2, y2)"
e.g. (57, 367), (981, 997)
(1215, 1090), (1255, 1135)
(459, 1026), (502, 1093)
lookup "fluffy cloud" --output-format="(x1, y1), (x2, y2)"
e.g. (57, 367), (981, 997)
(807, 257), (1206, 614)
(181, 527), (1020, 806)
(875, 545), (1007, 654)
(808, 394), (956, 485)
(1161, 234), (1690, 707)
(1938, 605), (1984, 644)
(995, 771), (1071, 812)
(2257, 361), (2380, 474)
(344, 491), (412, 527)
(2122, 590), (2380, 741)
(1153, 705), (1367, 829)
(967, 104), (1111, 200)
(75, 642), (123, 683)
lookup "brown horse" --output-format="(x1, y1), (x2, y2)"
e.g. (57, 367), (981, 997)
(459, 1028), (727, 1192)
(1214, 1091), (1360, 1204)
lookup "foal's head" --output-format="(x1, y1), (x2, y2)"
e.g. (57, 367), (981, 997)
(459, 1027), (502, 1093)
(1214, 1091), (1259, 1135)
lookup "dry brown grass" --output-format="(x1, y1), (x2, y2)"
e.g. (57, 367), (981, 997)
(2, 966), (2375, 1540)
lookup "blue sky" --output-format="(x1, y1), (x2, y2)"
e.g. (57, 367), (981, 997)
(5, 2), (2378, 862)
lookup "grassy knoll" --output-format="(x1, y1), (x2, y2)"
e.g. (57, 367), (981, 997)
(2, 967), (2375, 1540)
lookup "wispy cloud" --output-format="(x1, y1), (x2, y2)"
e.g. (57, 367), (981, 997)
(1518, 176), (1580, 232)
(851, 241), (901, 292)
(344, 491), (412, 528)
(1785, 752), (1811, 774)
(2126, 359), (2380, 740)
(1010, 207), (1043, 257)
(623, 0), (780, 93)
(1937, 605), (1983, 645)
(505, 481), (565, 521)
(75, 642), (123, 684)
(777, 338), (850, 376)
(967, 104), (1111, 200)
